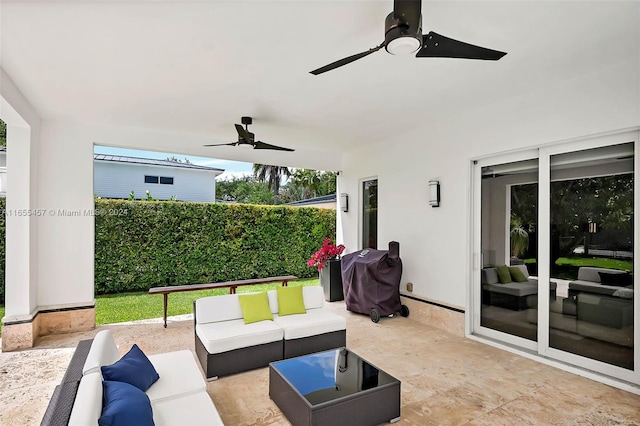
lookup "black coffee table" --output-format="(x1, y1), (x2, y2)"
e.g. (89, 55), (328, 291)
(269, 348), (401, 425)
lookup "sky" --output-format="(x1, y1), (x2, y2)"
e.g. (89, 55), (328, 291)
(94, 145), (253, 181)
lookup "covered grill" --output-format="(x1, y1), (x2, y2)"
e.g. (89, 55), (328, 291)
(340, 241), (409, 323)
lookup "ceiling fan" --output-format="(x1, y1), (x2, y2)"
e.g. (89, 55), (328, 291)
(204, 117), (294, 152)
(310, 0), (507, 75)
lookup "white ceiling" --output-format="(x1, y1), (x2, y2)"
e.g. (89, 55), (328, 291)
(1, 1), (638, 168)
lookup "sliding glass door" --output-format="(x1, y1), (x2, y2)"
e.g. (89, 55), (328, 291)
(546, 142), (634, 375)
(473, 132), (638, 384)
(478, 156), (539, 344)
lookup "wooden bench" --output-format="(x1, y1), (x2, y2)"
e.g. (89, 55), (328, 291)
(149, 275), (298, 327)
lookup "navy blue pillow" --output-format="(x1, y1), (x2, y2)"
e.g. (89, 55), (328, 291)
(101, 344), (159, 392)
(99, 380), (154, 426)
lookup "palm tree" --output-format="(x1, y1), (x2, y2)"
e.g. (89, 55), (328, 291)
(253, 164), (292, 204)
(292, 169), (322, 197)
(510, 214), (529, 259)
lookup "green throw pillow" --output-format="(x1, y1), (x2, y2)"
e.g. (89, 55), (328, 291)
(509, 266), (529, 283)
(496, 265), (512, 284)
(276, 286), (306, 316)
(238, 292), (273, 324)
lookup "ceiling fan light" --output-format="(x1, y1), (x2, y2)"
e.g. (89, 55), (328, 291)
(386, 35), (421, 55)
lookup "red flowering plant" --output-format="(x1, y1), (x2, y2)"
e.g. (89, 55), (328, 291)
(307, 238), (346, 271)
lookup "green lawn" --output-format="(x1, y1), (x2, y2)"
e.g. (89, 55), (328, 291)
(524, 256), (633, 280)
(96, 278), (319, 325)
(555, 257), (633, 271)
(0, 278), (319, 337)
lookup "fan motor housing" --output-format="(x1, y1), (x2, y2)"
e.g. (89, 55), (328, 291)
(238, 131), (255, 143)
(384, 12), (422, 55)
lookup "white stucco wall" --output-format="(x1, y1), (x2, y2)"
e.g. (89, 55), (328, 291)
(36, 122), (95, 308)
(33, 123), (223, 308)
(337, 56), (640, 310)
(94, 161), (220, 202)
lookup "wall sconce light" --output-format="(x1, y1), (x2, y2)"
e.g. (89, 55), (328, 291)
(428, 180), (440, 207)
(340, 193), (349, 212)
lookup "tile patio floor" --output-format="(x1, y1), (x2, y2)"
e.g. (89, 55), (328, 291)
(1, 300), (639, 425)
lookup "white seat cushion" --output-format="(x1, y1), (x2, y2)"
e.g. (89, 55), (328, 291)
(195, 318), (284, 354)
(82, 330), (120, 375)
(273, 308), (346, 340)
(152, 391), (224, 426)
(146, 350), (206, 404)
(68, 372), (102, 426)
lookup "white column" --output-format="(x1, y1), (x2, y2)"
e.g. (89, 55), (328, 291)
(4, 125), (38, 319)
(1, 69), (41, 350)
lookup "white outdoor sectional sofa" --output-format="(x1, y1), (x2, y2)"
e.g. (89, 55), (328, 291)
(481, 264), (557, 310)
(565, 266), (634, 330)
(525, 267), (633, 348)
(41, 330), (223, 426)
(194, 285), (347, 379)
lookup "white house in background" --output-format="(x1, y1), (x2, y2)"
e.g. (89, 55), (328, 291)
(93, 154), (224, 202)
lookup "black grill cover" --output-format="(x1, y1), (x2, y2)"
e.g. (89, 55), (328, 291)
(341, 241), (403, 316)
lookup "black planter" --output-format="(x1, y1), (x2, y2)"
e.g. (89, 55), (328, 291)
(320, 258), (344, 302)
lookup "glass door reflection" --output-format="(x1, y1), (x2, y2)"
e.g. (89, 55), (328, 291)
(362, 179), (378, 249)
(480, 159), (539, 341)
(548, 143), (634, 369)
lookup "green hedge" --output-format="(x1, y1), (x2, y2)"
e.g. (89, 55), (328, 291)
(0, 199), (334, 302)
(94, 200), (334, 294)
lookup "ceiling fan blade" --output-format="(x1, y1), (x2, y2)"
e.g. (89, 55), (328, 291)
(416, 31), (506, 60)
(254, 141), (295, 152)
(310, 43), (385, 75)
(203, 142), (237, 147)
(234, 123), (253, 141)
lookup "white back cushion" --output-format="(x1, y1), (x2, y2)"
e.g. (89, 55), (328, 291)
(578, 266), (625, 282)
(82, 330), (120, 375)
(268, 286), (325, 311)
(481, 268), (499, 284)
(514, 264), (529, 277)
(195, 293), (243, 324)
(196, 287), (325, 324)
(267, 290), (279, 314)
(303, 286), (324, 310)
(68, 372), (102, 426)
